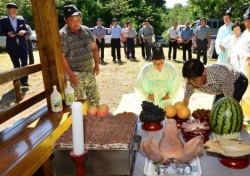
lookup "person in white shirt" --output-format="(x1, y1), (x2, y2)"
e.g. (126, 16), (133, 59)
(215, 8), (233, 65)
(239, 5), (250, 98)
(167, 21), (180, 60)
(121, 22), (128, 58)
(228, 22), (243, 70)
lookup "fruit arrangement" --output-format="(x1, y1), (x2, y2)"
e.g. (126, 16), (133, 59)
(210, 97), (243, 139)
(192, 109), (211, 122)
(87, 104), (110, 117)
(139, 101), (165, 122)
(164, 101), (191, 120)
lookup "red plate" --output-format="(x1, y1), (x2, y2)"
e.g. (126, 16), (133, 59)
(218, 155), (250, 169)
(181, 129), (211, 143)
(171, 116), (189, 129)
(141, 121), (163, 131)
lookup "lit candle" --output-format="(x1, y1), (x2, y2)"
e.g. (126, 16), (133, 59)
(71, 102), (84, 155)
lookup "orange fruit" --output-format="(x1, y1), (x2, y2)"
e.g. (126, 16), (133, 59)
(164, 105), (177, 118)
(174, 101), (186, 110)
(177, 106), (191, 119)
(98, 104), (109, 112)
(87, 106), (98, 115)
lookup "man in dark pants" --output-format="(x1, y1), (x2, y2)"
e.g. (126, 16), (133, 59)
(26, 30), (34, 65)
(126, 22), (137, 59)
(167, 21), (180, 60)
(17, 15), (34, 65)
(142, 19), (154, 61)
(182, 59), (248, 106)
(108, 18), (122, 62)
(194, 17), (211, 65)
(93, 18), (106, 63)
(138, 22), (145, 58)
(0, 3), (29, 86)
(181, 21), (193, 61)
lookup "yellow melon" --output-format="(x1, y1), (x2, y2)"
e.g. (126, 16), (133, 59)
(177, 106), (191, 119)
(164, 105), (177, 118)
(174, 101), (186, 110)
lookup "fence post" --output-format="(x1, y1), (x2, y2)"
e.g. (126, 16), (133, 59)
(13, 79), (23, 103)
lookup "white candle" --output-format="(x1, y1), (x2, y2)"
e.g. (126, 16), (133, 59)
(71, 102), (84, 155)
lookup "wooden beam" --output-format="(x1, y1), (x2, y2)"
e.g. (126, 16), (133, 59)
(0, 91), (46, 124)
(0, 109), (72, 176)
(31, 0), (66, 109)
(0, 64), (41, 85)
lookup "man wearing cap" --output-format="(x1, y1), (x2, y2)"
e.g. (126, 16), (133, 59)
(135, 44), (182, 108)
(108, 18), (122, 62)
(60, 4), (100, 106)
(239, 4), (250, 98)
(141, 19), (154, 61)
(215, 8), (233, 65)
(0, 3), (29, 86)
(93, 18), (106, 63)
(194, 17), (211, 65)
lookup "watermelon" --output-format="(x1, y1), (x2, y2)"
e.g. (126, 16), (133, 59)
(210, 97), (243, 139)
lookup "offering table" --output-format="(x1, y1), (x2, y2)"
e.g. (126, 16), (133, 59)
(133, 121), (250, 176)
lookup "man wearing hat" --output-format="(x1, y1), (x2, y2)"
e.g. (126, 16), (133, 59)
(239, 4), (250, 98)
(215, 7), (233, 65)
(108, 18), (122, 62)
(60, 4), (100, 106)
(93, 18), (106, 63)
(141, 19), (154, 61)
(0, 2), (29, 86)
(135, 44), (182, 108)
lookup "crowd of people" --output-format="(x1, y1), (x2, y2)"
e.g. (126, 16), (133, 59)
(0, 2), (250, 109)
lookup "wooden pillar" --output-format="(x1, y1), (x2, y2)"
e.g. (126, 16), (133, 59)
(30, 0), (65, 109)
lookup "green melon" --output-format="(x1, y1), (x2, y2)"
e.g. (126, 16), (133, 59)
(210, 97), (243, 139)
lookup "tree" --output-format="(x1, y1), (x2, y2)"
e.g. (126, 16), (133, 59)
(189, 0), (249, 21)
(0, 0), (34, 28)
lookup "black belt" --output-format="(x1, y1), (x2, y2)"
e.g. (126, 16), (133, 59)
(111, 38), (120, 39)
(197, 39), (208, 41)
(170, 38), (177, 40)
(127, 37), (134, 39)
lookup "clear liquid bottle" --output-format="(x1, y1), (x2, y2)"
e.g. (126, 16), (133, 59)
(65, 81), (75, 106)
(50, 85), (63, 112)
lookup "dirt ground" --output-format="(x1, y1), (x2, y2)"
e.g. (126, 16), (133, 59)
(0, 47), (217, 131)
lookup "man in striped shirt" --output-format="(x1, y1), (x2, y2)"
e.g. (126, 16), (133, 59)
(182, 59), (248, 105)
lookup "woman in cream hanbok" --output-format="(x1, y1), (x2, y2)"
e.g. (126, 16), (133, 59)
(240, 6), (250, 98)
(215, 8), (233, 65)
(135, 45), (183, 108)
(228, 22), (243, 71)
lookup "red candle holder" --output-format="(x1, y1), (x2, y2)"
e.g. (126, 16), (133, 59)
(70, 150), (88, 176)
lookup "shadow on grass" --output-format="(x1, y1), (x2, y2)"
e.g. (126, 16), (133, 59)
(173, 60), (186, 64)
(0, 87), (29, 112)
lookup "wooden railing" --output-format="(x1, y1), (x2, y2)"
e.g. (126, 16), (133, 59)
(0, 64), (46, 124)
(0, 0), (70, 175)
